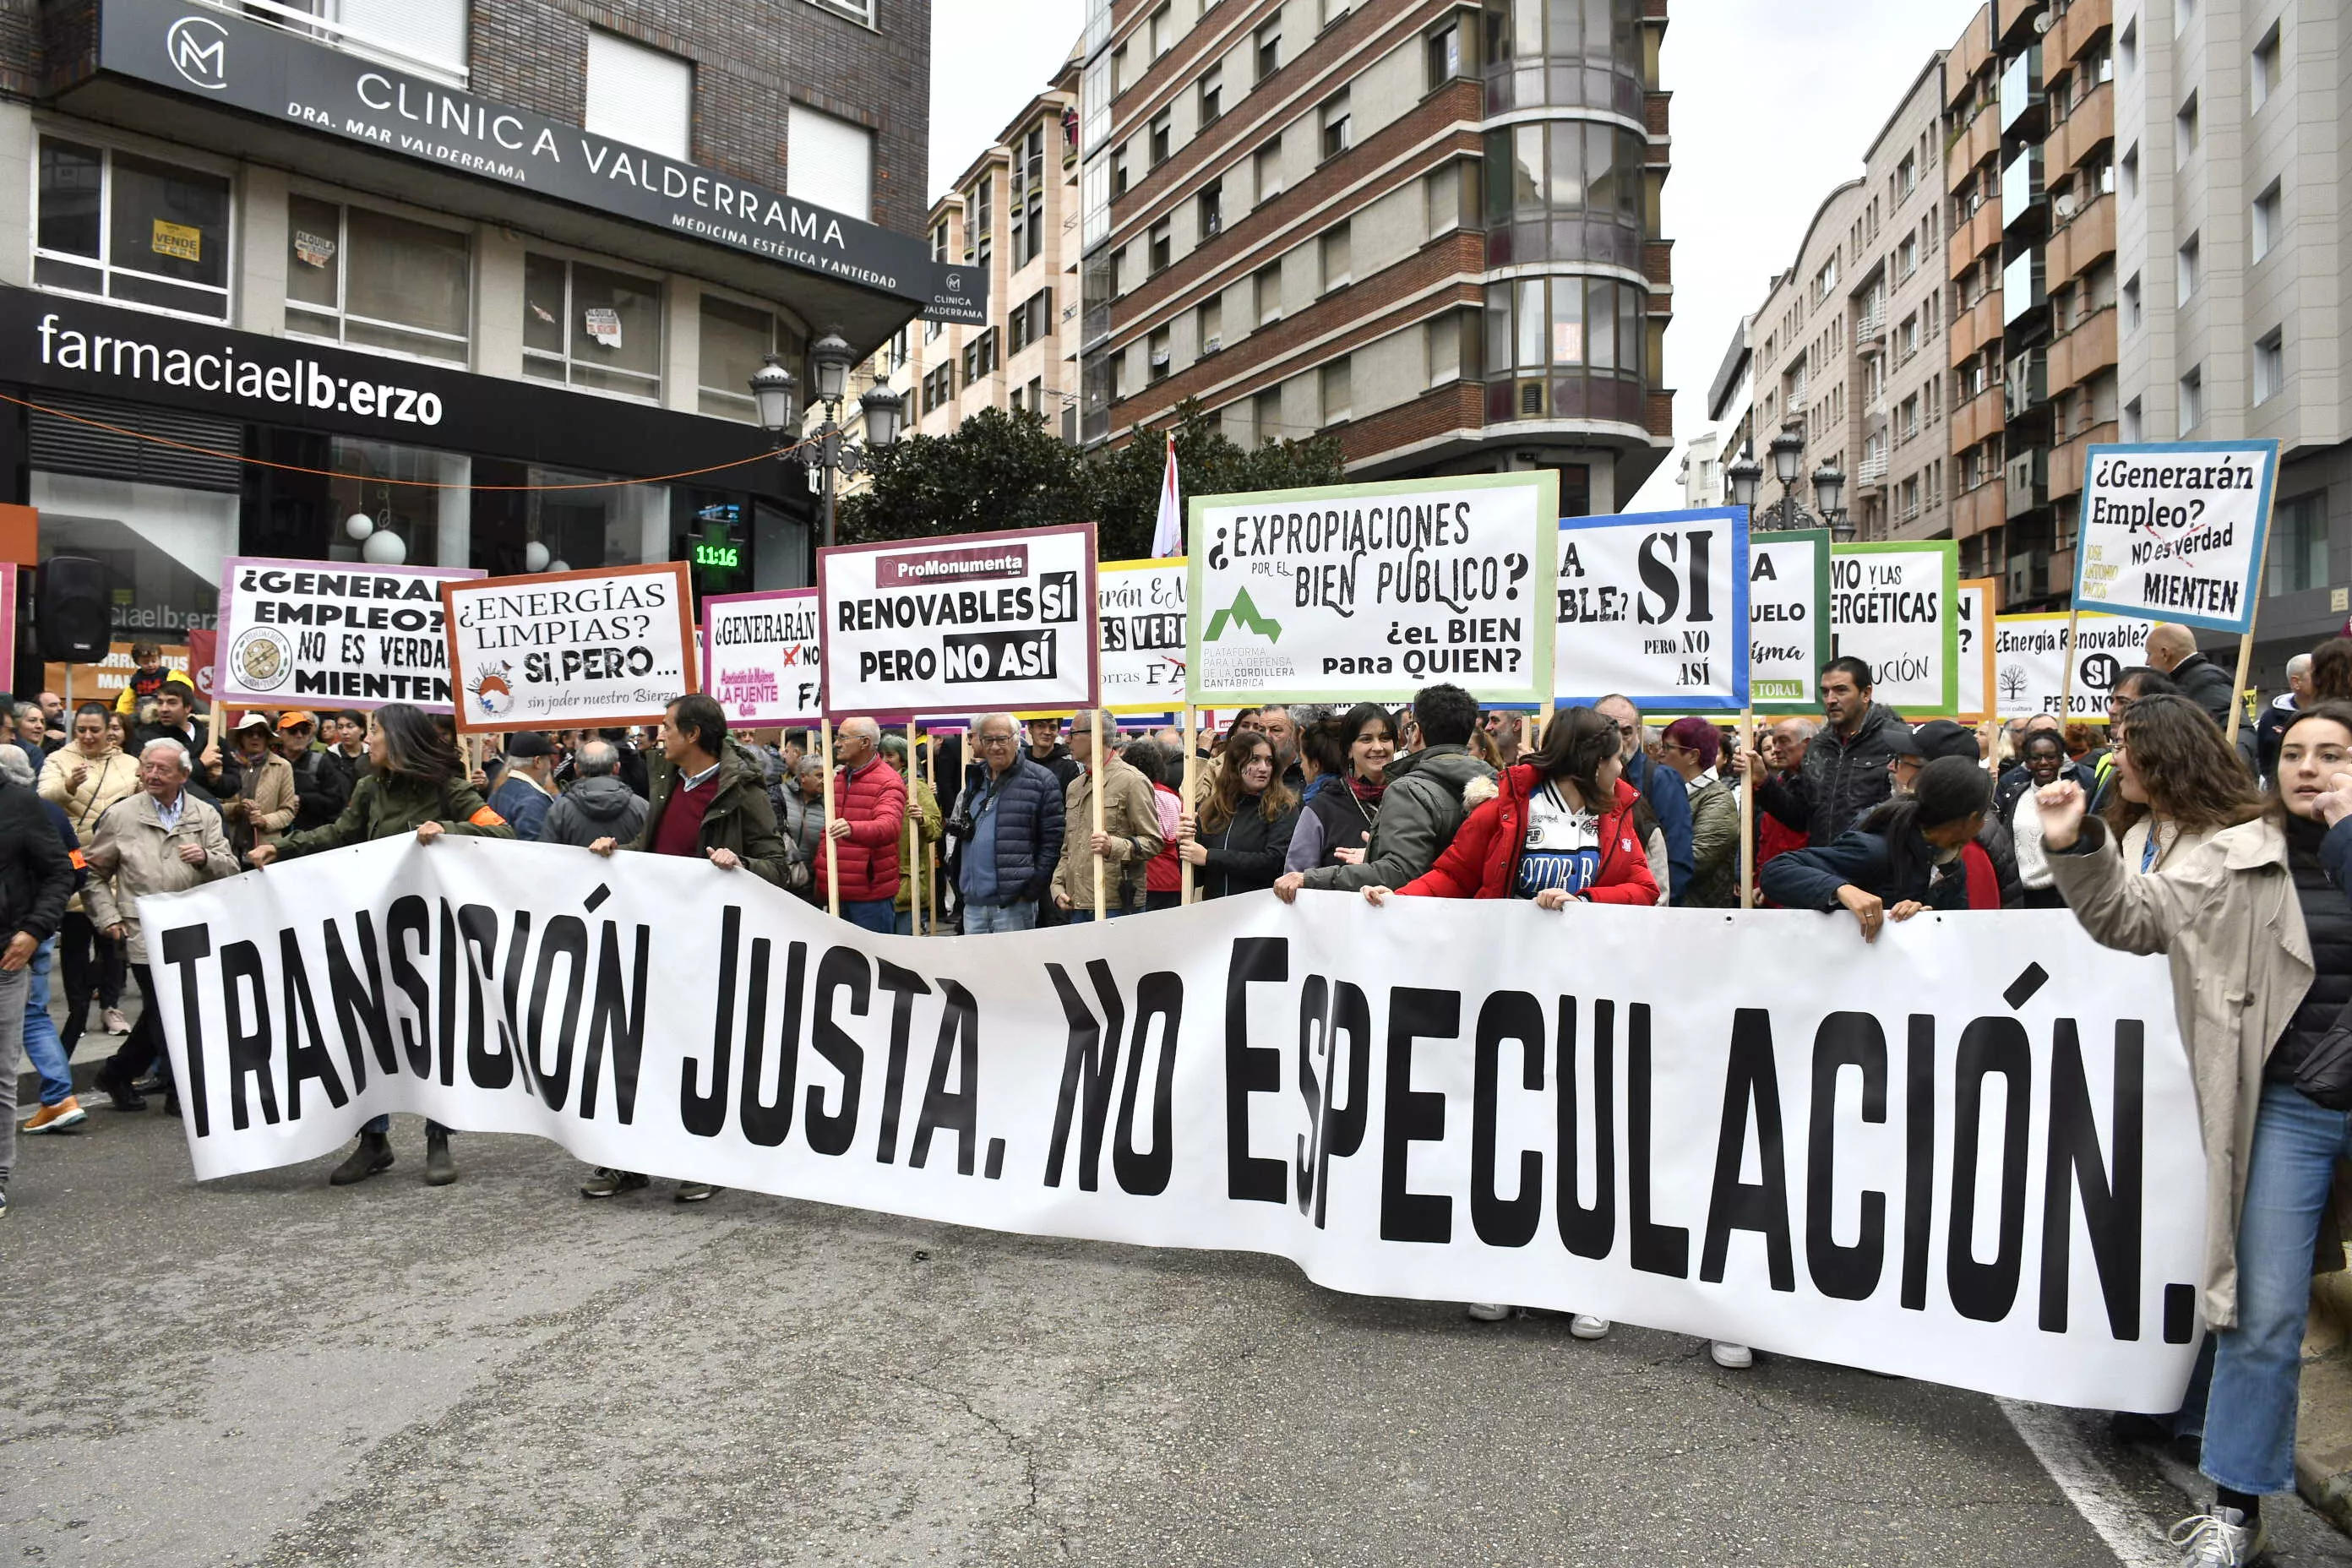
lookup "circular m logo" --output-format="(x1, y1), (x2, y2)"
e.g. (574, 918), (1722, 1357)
(166, 16), (229, 90)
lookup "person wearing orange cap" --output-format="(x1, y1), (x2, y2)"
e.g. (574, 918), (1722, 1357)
(273, 710), (348, 834)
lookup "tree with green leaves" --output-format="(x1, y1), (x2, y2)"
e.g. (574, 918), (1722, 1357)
(836, 400), (1345, 559)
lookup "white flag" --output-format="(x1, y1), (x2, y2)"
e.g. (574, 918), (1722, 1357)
(1151, 432), (1182, 557)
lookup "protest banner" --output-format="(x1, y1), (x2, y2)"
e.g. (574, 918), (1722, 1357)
(702, 588), (821, 727)
(215, 557), (482, 713)
(1745, 529), (1832, 716)
(819, 524), (1098, 718)
(1097, 558), (1187, 715)
(441, 562), (697, 734)
(1995, 611), (2152, 722)
(1955, 579), (1998, 725)
(187, 629), (217, 705)
(154, 837), (2203, 1413)
(1188, 471), (1558, 706)
(1829, 542), (1957, 716)
(2074, 440), (2279, 634)
(1554, 508), (1748, 710)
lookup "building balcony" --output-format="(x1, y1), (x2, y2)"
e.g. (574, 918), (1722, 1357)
(2006, 447), (2050, 520)
(1951, 290), (2004, 363)
(1858, 449), (1891, 483)
(1946, 107), (2000, 191)
(2048, 191), (2115, 288)
(2050, 0), (2113, 74)
(2047, 79), (2114, 176)
(2049, 305), (2115, 394)
(1952, 479), (2005, 542)
(2050, 419), (2120, 501)
(1949, 197), (2003, 278)
(1952, 387), (2004, 452)
(1856, 302), (1886, 344)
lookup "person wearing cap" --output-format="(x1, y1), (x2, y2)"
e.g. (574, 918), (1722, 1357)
(487, 731), (558, 841)
(110, 641), (172, 716)
(273, 710), (350, 835)
(199, 712), (297, 859)
(131, 674), (208, 760)
(1891, 719), (2020, 910)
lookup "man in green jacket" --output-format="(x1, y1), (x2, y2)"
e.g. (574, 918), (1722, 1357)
(1273, 683), (1494, 901)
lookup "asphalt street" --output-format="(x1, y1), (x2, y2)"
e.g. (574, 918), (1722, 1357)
(8, 1102), (2352, 1567)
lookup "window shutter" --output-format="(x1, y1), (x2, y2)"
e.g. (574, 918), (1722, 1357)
(338, 0), (467, 77)
(787, 103), (874, 223)
(585, 30), (693, 161)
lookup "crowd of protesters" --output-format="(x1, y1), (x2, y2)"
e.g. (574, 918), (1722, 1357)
(6, 620), (2351, 1567)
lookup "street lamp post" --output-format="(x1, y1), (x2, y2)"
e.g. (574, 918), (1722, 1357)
(751, 329), (905, 551)
(1723, 421), (1854, 542)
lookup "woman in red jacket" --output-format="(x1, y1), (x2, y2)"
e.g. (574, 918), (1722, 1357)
(1362, 705), (1658, 907)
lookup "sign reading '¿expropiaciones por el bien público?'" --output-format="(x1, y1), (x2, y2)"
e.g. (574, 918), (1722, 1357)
(442, 562), (699, 734)
(1186, 471), (1559, 707)
(2073, 440), (2280, 634)
(818, 524), (1100, 717)
(214, 557), (484, 713)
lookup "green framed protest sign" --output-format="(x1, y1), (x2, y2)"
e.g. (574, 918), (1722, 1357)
(1829, 539), (1960, 717)
(1746, 527), (1832, 716)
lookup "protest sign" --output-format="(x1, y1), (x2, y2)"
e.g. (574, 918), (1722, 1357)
(1995, 611), (2152, 722)
(215, 557), (482, 712)
(1097, 558), (1188, 715)
(819, 524), (1098, 718)
(1745, 529), (1832, 715)
(1829, 542), (1958, 716)
(441, 562), (697, 734)
(2075, 440), (2279, 633)
(1187, 472), (1557, 706)
(702, 589), (821, 727)
(1553, 508), (1748, 710)
(153, 838), (2203, 1413)
(1955, 579), (1997, 724)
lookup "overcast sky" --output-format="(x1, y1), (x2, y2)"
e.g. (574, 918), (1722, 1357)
(926, 0), (1984, 511)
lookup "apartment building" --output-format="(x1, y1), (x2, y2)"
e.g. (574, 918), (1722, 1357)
(1676, 428), (1721, 508)
(1, 0), (961, 644)
(1741, 182), (1861, 525)
(1074, 0), (1675, 517)
(2113, 0), (2348, 681)
(1943, 0), (2119, 612)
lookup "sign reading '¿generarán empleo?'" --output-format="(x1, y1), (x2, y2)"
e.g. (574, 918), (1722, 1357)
(2075, 441), (2279, 634)
(1187, 472), (1559, 705)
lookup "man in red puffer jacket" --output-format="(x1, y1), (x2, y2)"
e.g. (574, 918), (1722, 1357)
(817, 716), (907, 932)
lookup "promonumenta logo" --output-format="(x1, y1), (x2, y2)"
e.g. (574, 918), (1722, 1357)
(1204, 589), (1282, 643)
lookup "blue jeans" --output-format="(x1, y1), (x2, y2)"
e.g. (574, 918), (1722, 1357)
(23, 936), (70, 1108)
(962, 901), (1038, 935)
(841, 899), (896, 934)
(2203, 1081), (2352, 1494)
(1064, 907), (1125, 923)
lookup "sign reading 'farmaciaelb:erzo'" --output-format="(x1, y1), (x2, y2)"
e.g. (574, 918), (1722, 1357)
(2074, 441), (2279, 634)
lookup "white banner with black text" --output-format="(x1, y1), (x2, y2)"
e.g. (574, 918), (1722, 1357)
(146, 838), (2204, 1412)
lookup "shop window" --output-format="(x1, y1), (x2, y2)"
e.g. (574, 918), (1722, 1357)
(788, 102), (875, 223)
(285, 195), (471, 364)
(700, 296), (803, 422)
(2267, 493), (2328, 596)
(35, 138), (231, 320)
(522, 253), (663, 400)
(585, 30), (692, 161)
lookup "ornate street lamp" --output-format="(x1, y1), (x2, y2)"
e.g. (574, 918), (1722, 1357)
(760, 329), (903, 551)
(1731, 421), (1852, 537)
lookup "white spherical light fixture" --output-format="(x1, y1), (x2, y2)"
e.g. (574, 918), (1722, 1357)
(361, 529), (408, 565)
(548, 559), (570, 574)
(524, 541), (551, 574)
(345, 512), (376, 542)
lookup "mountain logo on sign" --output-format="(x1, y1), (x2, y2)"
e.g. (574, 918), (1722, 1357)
(1204, 589), (1282, 643)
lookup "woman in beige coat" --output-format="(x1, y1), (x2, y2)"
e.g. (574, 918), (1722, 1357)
(2044, 696), (2352, 1565)
(40, 703), (141, 1047)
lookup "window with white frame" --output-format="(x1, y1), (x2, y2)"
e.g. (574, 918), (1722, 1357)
(333, 0), (471, 81)
(2252, 181), (2282, 262)
(699, 296), (802, 422)
(803, 0), (876, 24)
(2178, 365), (2203, 433)
(2176, 234), (2200, 302)
(285, 195), (470, 362)
(522, 253), (663, 399)
(788, 103), (875, 223)
(585, 30), (692, 161)
(2252, 22), (2280, 110)
(35, 137), (231, 319)
(2253, 328), (2284, 406)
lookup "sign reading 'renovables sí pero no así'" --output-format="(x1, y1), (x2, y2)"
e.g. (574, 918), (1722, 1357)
(98, 0), (984, 324)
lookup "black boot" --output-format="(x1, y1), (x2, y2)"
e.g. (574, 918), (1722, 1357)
(329, 1130), (395, 1185)
(95, 1060), (145, 1113)
(423, 1128), (456, 1186)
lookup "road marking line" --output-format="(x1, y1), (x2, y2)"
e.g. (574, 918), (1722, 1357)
(1998, 1397), (2176, 1567)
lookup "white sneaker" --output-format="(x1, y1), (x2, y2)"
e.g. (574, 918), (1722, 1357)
(1569, 1315), (1611, 1340)
(102, 1007), (131, 1036)
(1464, 1302), (1513, 1321)
(1709, 1341), (1754, 1369)
(2170, 1508), (2266, 1566)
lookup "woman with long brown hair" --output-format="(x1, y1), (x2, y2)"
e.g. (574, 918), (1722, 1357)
(1176, 728), (1298, 899)
(2043, 700), (2352, 1563)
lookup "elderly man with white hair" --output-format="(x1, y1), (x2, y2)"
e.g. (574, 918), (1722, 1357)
(816, 714), (907, 933)
(85, 738), (237, 1119)
(951, 713), (1067, 934)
